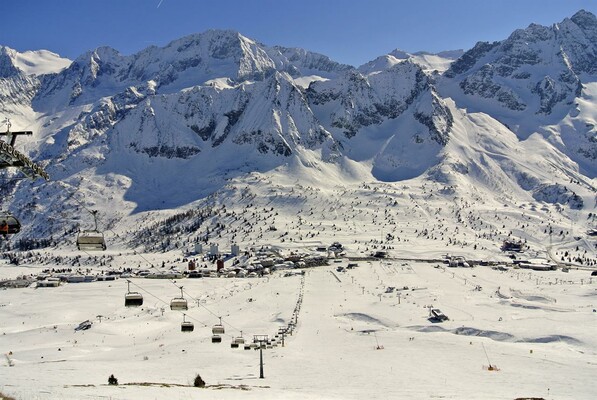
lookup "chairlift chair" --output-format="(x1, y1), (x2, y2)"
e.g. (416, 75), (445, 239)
(212, 317), (225, 335)
(124, 292), (143, 307)
(212, 324), (225, 334)
(124, 280), (143, 307)
(77, 210), (106, 251)
(0, 212), (21, 235)
(231, 333), (245, 348)
(170, 286), (188, 311)
(181, 314), (194, 332)
(77, 231), (106, 251)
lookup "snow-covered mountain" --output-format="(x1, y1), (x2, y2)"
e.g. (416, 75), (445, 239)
(32, 30), (351, 112)
(358, 48), (463, 75)
(0, 11), (596, 252)
(439, 10), (597, 173)
(0, 46), (71, 78)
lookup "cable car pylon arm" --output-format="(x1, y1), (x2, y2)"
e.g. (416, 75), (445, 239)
(0, 130), (32, 147)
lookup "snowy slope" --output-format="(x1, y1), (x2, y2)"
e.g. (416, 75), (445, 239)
(358, 48), (462, 75)
(10, 49), (71, 76)
(0, 46), (70, 77)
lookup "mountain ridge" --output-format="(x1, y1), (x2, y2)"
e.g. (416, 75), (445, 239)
(0, 12), (595, 251)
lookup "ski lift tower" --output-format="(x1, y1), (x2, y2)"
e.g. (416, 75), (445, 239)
(253, 334), (269, 379)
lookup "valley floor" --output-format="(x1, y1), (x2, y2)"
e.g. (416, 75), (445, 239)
(1, 255), (596, 399)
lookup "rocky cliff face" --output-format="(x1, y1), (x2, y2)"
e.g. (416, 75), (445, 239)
(307, 61), (452, 143)
(443, 14), (592, 115)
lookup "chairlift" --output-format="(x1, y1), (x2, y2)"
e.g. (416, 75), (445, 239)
(0, 212), (20, 236)
(77, 210), (106, 251)
(181, 314), (194, 332)
(124, 280), (143, 307)
(170, 286), (188, 311)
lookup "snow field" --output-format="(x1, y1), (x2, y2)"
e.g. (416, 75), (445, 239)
(1, 258), (596, 399)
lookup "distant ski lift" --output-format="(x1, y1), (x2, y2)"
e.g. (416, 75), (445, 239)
(77, 210), (106, 251)
(0, 212), (21, 236)
(170, 286), (188, 311)
(124, 280), (143, 307)
(181, 314), (194, 332)
(212, 317), (225, 335)
(211, 334), (222, 343)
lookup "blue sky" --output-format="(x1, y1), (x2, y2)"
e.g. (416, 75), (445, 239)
(4, 0), (597, 66)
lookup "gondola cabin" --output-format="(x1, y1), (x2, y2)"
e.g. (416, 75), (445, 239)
(77, 231), (106, 251)
(211, 334), (222, 343)
(0, 213), (20, 235)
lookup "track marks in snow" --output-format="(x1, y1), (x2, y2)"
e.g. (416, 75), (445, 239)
(336, 312), (393, 331)
(410, 325), (583, 345)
